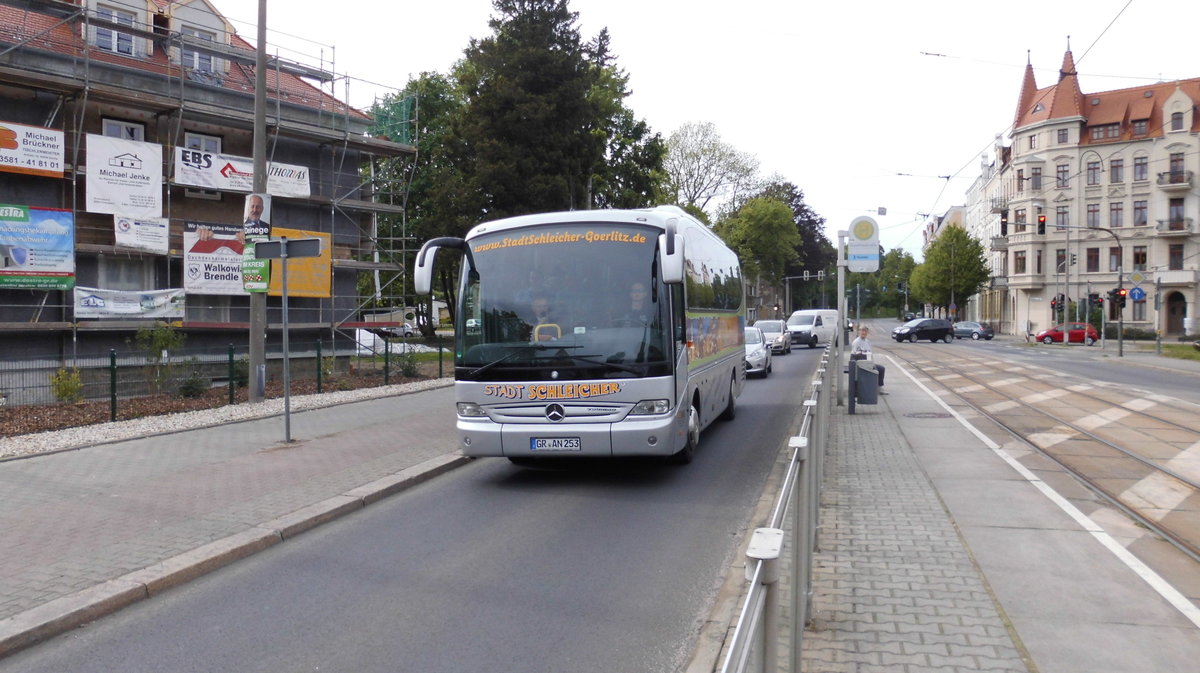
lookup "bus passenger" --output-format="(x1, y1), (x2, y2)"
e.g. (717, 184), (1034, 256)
(613, 282), (651, 326)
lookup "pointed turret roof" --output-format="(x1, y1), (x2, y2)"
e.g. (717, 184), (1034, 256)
(1013, 52), (1039, 128)
(1047, 50), (1084, 119)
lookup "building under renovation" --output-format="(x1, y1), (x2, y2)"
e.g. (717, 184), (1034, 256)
(0, 0), (416, 396)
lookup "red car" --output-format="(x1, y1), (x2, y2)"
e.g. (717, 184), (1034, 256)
(1035, 322), (1099, 345)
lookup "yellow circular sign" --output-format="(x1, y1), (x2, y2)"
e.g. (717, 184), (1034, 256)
(851, 217), (877, 241)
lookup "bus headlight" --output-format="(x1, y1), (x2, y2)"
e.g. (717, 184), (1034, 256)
(630, 399), (670, 415)
(457, 402), (486, 417)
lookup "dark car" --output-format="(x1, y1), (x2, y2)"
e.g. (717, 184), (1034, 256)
(1035, 322), (1098, 345)
(892, 318), (953, 343)
(953, 321), (994, 340)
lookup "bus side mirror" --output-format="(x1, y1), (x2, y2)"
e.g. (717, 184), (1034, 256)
(659, 233), (684, 284)
(414, 236), (469, 295)
(413, 242), (438, 295)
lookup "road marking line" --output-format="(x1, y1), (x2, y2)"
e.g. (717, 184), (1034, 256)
(984, 400), (1021, 413)
(1022, 389), (1069, 404)
(1122, 398), (1157, 412)
(888, 355), (1200, 630)
(990, 378), (1025, 387)
(1121, 472), (1194, 521)
(1075, 407), (1131, 431)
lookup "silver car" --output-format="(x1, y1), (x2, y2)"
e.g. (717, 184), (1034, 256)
(753, 319), (792, 354)
(744, 326), (772, 378)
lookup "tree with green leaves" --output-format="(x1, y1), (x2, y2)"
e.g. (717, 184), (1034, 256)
(749, 182), (834, 309)
(714, 197), (799, 283)
(456, 0), (602, 218)
(911, 224), (991, 318)
(586, 29), (666, 209)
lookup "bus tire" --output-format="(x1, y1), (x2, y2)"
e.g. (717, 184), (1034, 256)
(719, 374), (737, 421)
(671, 399), (701, 464)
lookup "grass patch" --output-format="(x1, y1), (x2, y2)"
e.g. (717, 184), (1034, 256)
(1160, 343), (1200, 362)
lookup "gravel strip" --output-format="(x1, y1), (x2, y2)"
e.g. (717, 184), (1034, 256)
(0, 377), (453, 461)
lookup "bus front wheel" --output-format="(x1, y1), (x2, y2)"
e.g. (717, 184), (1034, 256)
(671, 400), (701, 464)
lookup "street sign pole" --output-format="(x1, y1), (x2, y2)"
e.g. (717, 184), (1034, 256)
(256, 237), (321, 442)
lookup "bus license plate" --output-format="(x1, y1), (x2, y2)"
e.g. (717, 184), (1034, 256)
(531, 437), (581, 451)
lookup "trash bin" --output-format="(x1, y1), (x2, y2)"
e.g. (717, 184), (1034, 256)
(854, 359), (878, 405)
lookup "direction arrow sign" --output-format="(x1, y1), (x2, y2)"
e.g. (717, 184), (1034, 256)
(1129, 286), (1146, 301)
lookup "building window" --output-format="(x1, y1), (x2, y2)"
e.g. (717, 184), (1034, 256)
(1133, 200), (1147, 226)
(1031, 167), (1043, 190)
(1087, 161), (1100, 185)
(1016, 169), (1025, 192)
(1133, 120), (1148, 136)
(1055, 248), (1066, 272)
(1013, 250), (1026, 274)
(184, 132), (221, 199)
(1056, 205), (1069, 230)
(1086, 247), (1099, 273)
(1169, 243), (1184, 270)
(1014, 208), (1027, 232)
(1133, 156), (1148, 181)
(1110, 159), (1123, 183)
(1132, 246), (1147, 271)
(1169, 152), (1185, 181)
(1087, 203), (1100, 228)
(1132, 300), (1146, 321)
(98, 256), (154, 291)
(1058, 129), (1069, 143)
(1171, 112), (1184, 131)
(1110, 202), (1124, 228)
(95, 5), (136, 56)
(1056, 163), (1070, 188)
(102, 118), (144, 141)
(1169, 197), (1185, 229)
(1109, 246), (1122, 272)
(1028, 134), (1038, 150)
(181, 27), (216, 73)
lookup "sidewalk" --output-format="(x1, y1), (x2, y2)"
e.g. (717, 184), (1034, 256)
(0, 381), (463, 658)
(796, 348), (1200, 672)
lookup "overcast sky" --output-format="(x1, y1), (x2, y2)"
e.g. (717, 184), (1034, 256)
(210, 0), (1200, 260)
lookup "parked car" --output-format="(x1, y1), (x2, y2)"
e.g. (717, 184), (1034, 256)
(892, 318), (954, 343)
(744, 326), (772, 378)
(786, 309), (838, 347)
(381, 323), (415, 337)
(1035, 322), (1098, 345)
(752, 319), (792, 354)
(953, 321), (994, 340)
(902, 312), (915, 321)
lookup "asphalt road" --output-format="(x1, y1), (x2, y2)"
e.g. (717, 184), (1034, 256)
(0, 350), (822, 673)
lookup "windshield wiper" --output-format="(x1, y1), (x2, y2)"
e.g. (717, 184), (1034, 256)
(464, 343), (581, 380)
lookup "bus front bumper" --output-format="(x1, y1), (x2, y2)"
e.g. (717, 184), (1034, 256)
(457, 412), (684, 458)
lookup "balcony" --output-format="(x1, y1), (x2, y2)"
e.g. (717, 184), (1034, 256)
(1157, 269), (1197, 286)
(990, 236), (1009, 252)
(1156, 170), (1193, 191)
(990, 196), (1009, 213)
(1155, 218), (1195, 236)
(989, 276), (1008, 288)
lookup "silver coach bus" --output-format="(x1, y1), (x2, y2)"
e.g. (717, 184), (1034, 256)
(413, 206), (744, 464)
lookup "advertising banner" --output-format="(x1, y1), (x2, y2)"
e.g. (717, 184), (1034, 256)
(183, 221), (245, 295)
(0, 204), (75, 290)
(85, 134), (162, 217)
(267, 227), (331, 298)
(174, 148), (311, 197)
(74, 286), (185, 319)
(114, 215), (169, 254)
(0, 121), (64, 178)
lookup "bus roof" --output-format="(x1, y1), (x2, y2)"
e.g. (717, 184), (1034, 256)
(465, 206), (696, 239)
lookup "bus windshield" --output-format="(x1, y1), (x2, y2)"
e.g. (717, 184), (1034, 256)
(457, 222), (671, 381)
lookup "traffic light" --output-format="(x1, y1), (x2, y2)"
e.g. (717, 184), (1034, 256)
(1070, 253), (1077, 266)
(1116, 287), (1128, 309)
(1095, 295), (1104, 309)
(1037, 214), (1047, 235)
(1000, 211), (1009, 237)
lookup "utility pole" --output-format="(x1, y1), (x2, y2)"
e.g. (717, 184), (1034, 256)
(248, 0), (268, 402)
(836, 231), (847, 406)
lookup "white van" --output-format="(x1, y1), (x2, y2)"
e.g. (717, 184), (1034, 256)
(786, 309), (839, 347)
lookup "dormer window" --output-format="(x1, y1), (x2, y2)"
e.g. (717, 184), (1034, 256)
(1171, 111), (1184, 131)
(1132, 120), (1148, 136)
(182, 27), (216, 73)
(1089, 124), (1120, 141)
(95, 5), (136, 56)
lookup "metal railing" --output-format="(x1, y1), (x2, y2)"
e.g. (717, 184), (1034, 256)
(0, 335), (442, 428)
(719, 346), (832, 673)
